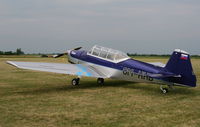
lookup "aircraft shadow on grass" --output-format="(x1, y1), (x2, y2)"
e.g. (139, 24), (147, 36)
(16, 80), (197, 96)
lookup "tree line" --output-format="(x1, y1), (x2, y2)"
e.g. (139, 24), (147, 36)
(0, 49), (199, 58)
(0, 48), (24, 55)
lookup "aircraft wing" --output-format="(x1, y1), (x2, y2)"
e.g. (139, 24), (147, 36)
(7, 61), (108, 78)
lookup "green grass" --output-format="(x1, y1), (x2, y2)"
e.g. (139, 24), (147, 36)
(0, 57), (200, 127)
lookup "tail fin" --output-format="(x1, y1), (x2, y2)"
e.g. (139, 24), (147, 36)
(165, 49), (196, 87)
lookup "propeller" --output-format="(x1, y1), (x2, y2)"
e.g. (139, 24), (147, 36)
(73, 47), (82, 50)
(53, 53), (67, 58)
(53, 47), (82, 58)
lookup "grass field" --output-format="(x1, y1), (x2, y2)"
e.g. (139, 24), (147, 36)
(0, 56), (199, 127)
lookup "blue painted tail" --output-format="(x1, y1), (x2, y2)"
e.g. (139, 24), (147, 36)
(164, 49), (196, 87)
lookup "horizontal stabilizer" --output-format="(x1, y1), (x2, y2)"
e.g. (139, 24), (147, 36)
(148, 62), (166, 67)
(148, 73), (181, 78)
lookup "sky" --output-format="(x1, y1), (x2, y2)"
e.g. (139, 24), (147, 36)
(0, 0), (200, 54)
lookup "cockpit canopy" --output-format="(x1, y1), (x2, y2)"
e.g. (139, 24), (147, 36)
(88, 45), (129, 63)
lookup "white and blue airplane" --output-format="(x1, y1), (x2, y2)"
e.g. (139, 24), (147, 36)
(7, 45), (197, 93)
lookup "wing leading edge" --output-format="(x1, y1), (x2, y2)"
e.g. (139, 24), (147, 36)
(7, 61), (107, 78)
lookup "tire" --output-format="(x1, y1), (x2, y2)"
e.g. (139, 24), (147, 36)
(162, 88), (168, 94)
(97, 78), (104, 85)
(72, 78), (79, 86)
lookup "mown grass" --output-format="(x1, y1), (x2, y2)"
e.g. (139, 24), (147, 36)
(0, 57), (199, 127)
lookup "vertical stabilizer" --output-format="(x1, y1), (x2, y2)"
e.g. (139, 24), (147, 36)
(165, 49), (196, 87)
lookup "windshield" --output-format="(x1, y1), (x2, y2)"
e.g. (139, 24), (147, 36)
(88, 45), (129, 62)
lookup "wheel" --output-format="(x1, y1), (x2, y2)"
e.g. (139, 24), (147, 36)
(97, 78), (104, 85)
(162, 88), (168, 94)
(71, 78), (79, 86)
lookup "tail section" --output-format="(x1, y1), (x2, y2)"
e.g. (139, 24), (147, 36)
(164, 49), (196, 87)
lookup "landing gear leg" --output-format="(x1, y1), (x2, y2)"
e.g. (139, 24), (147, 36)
(97, 78), (104, 85)
(71, 78), (80, 86)
(160, 85), (168, 94)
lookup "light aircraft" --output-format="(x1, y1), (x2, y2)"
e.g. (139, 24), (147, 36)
(7, 45), (197, 93)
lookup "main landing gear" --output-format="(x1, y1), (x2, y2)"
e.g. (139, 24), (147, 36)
(71, 78), (104, 86)
(71, 78), (80, 86)
(97, 78), (104, 85)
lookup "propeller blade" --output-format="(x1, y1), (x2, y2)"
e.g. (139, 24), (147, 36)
(53, 46), (82, 58)
(73, 47), (82, 50)
(53, 53), (67, 58)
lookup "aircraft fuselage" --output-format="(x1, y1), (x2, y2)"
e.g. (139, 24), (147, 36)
(68, 50), (170, 85)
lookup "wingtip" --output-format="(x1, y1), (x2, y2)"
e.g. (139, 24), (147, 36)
(6, 61), (19, 68)
(6, 61), (12, 64)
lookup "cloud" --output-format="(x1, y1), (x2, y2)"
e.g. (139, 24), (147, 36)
(0, 0), (200, 54)
(51, 0), (119, 5)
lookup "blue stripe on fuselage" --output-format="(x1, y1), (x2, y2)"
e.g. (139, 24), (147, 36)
(71, 50), (165, 74)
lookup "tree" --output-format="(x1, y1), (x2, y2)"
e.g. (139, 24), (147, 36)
(16, 48), (24, 55)
(0, 51), (3, 55)
(4, 51), (13, 55)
